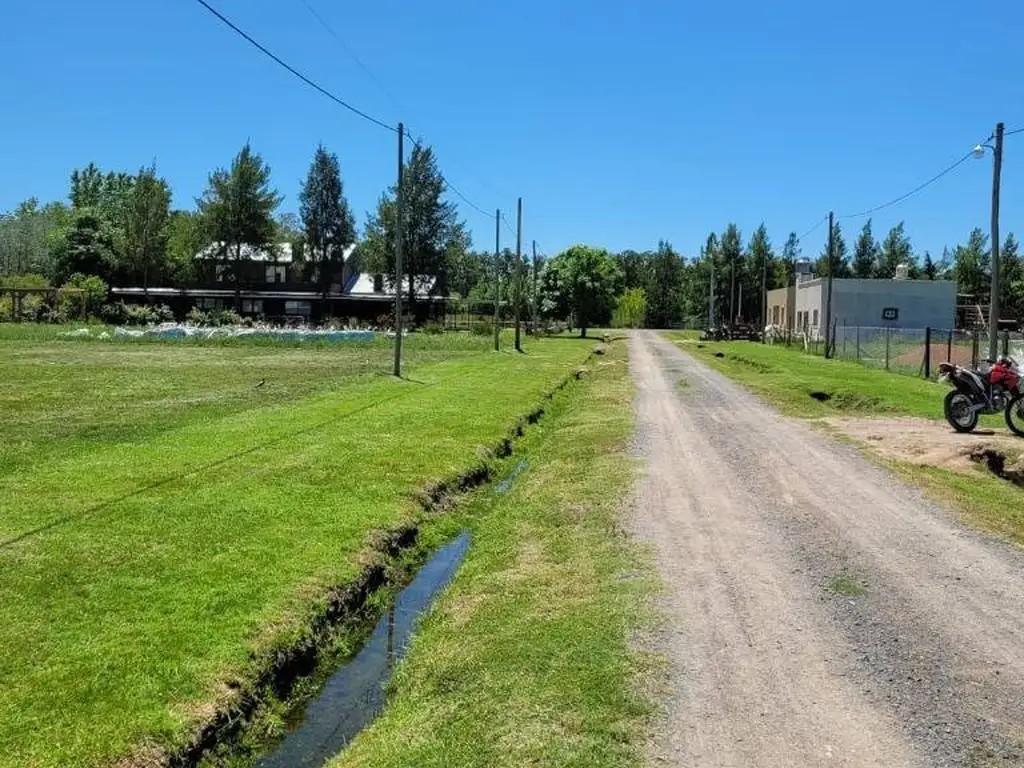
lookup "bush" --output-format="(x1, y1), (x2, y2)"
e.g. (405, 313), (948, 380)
(471, 318), (493, 336)
(374, 312), (395, 331)
(186, 307), (210, 326)
(214, 308), (242, 327)
(421, 320), (445, 335)
(59, 274), (109, 319)
(100, 301), (175, 326)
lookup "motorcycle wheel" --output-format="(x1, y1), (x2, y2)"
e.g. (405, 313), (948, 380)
(1005, 394), (1024, 437)
(944, 390), (979, 433)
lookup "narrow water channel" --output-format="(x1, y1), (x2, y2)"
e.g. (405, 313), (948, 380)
(255, 531), (471, 768)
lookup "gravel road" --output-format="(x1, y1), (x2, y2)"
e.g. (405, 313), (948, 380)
(630, 331), (1024, 768)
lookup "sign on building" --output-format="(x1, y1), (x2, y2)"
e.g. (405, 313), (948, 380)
(882, 307), (899, 321)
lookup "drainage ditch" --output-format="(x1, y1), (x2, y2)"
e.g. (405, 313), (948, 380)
(163, 358), (594, 768)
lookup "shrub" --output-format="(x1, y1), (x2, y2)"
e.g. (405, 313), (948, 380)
(214, 308), (242, 327)
(421, 320), (445, 335)
(186, 307), (210, 326)
(59, 274), (109, 319)
(471, 318), (493, 336)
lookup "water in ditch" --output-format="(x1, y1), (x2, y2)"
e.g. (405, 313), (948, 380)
(254, 531), (471, 768)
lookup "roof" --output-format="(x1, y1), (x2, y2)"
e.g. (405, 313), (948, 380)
(195, 242), (294, 263)
(349, 273), (437, 299)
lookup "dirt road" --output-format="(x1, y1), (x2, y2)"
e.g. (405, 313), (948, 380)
(630, 331), (1024, 768)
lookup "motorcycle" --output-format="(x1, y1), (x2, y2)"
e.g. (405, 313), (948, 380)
(938, 356), (1024, 436)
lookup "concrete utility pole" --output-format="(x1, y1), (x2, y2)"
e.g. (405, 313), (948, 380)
(493, 209), (501, 351)
(824, 211), (835, 359)
(989, 122), (1005, 363)
(761, 247), (768, 343)
(729, 251), (736, 325)
(514, 198), (524, 351)
(392, 123), (405, 377)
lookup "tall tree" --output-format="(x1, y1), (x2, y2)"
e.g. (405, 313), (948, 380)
(877, 221), (913, 278)
(299, 145), (356, 300)
(646, 240), (683, 328)
(121, 164), (171, 296)
(922, 252), (937, 280)
(953, 228), (990, 299)
(814, 220), (850, 278)
(197, 142), (282, 309)
(362, 143), (466, 307)
(746, 223), (774, 324)
(720, 224), (743, 322)
(615, 250), (651, 290)
(851, 219), (879, 278)
(999, 233), (1024, 320)
(69, 163), (105, 209)
(51, 211), (115, 283)
(542, 245), (621, 337)
(165, 210), (204, 287)
(774, 231), (799, 288)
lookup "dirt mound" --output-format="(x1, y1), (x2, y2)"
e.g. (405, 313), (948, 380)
(823, 415), (1024, 475)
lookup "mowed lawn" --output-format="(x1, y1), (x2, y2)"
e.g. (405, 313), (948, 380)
(0, 329), (590, 767)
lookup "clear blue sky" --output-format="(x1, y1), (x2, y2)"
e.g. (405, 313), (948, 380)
(2, 0), (1023, 261)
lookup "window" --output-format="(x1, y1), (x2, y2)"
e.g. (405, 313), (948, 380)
(285, 300), (312, 317)
(196, 297), (223, 311)
(812, 309), (819, 327)
(214, 265), (229, 282)
(241, 299), (264, 315)
(373, 274), (384, 293)
(265, 265), (287, 283)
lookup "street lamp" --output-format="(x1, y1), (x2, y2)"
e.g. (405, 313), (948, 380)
(974, 123), (1004, 362)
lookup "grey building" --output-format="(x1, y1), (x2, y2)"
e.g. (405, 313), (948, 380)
(793, 275), (957, 338)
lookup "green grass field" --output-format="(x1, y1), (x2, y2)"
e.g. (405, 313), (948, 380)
(334, 342), (654, 768)
(664, 332), (1024, 544)
(0, 328), (596, 767)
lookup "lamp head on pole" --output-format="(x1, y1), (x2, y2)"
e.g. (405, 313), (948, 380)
(973, 144), (988, 160)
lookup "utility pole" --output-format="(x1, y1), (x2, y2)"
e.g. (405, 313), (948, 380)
(532, 240), (539, 336)
(514, 197), (523, 351)
(729, 251), (736, 325)
(761, 248), (768, 343)
(392, 123), (405, 377)
(493, 209), (501, 351)
(824, 211), (835, 359)
(988, 122), (1005, 363)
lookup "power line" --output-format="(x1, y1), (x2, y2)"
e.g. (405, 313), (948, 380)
(191, 0), (396, 133)
(1005, 127), (1024, 137)
(798, 215), (829, 241)
(838, 149), (976, 220)
(402, 128), (494, 220)
(294, 0), (404, 115)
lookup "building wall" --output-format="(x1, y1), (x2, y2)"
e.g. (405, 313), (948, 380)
(766, 285), (798, 328)
(794, 279), (825, 336)
(830, 279), (957, 330)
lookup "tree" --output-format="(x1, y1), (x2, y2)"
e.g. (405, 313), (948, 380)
(299, 145), (356, 301)
(543, 245), (620, 337)
(615, 250), (651, 290)
(121, 164), (171, 296)
(851, 220), (879, 278)
(51, 210), (115, 283)
(814, 220), (850, 278)
(69, 163), (106, 209)
(165, 210), (204, 287)
(449, 250), (489, 299)
(0, 199), (71, 278)
(745, 223), (774, 324)
(877, 221), (913, 278)
(922, 251), (937, 280)
(613, 287), (647, 328)
(774, 231), (799, 288)
(197, 142), (282, 309)
(362, 143), (466, 308)
(954, 228), (990, 299)
(720, 224), (743, 321)
(999, 233), (1024, 320)
(646, 240), (683, 328)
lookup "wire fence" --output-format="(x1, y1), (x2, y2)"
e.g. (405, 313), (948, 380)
(768, 325), (1024, 379)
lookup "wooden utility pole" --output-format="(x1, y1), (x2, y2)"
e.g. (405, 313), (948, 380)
(988, 122), (1005, 363)
(824, 210), (835, 359)
(514, 197), (523, 351)
(729, 251), (736, 324)
(708, 257), (715, 330)
(532, 240), (539, 336)
(493, 209), (501, 351)
(392, 123), (405, 377)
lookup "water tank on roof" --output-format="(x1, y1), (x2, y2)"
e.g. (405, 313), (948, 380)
(895, 263), (910, 280)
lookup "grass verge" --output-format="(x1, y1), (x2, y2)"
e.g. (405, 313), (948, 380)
(331, 344), (655, 768)
(662, 333), (1024, 545)
(0, 335), (593, 767)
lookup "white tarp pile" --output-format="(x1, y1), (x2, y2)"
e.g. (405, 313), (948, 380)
(64, 325), (377, 342)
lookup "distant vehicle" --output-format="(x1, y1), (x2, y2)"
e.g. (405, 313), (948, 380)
(939, 357), (1024, 435)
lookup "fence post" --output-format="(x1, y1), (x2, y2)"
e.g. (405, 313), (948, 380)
(885, 326), (891, 370)
(947, 329), (953, 364)
(856, 325), (861, 362)
(972, 329), (980, 367)
(842, 322), (847, 359)
(924, 327), (931, 379)
(1002, 330), (1010, 358)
